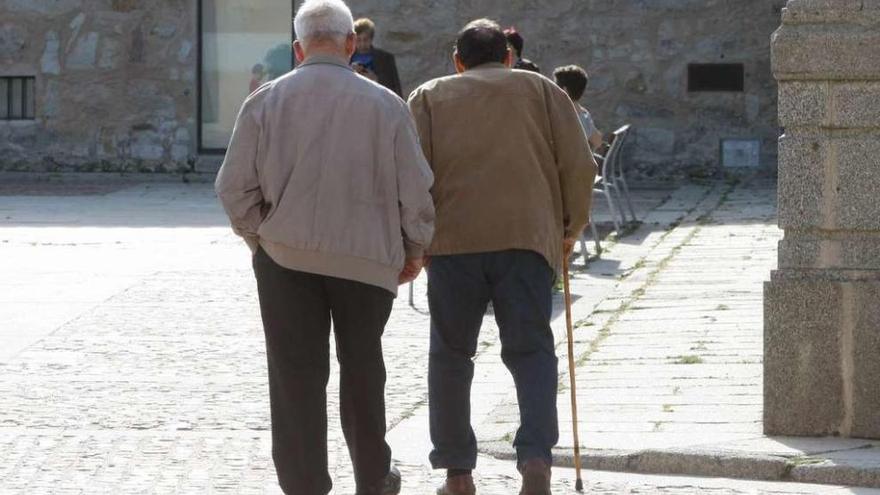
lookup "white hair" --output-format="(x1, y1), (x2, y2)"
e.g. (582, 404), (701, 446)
(294, 0), (354, 45)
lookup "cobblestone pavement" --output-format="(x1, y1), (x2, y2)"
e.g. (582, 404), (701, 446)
(1, 181), (876, 494)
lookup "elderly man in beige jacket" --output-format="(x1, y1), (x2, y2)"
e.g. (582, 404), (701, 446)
(215, 1), (434, 494)
(408, 19), (596, 495)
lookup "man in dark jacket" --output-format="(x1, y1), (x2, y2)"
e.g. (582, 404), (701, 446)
(504, 27), (541, 73)
(351, 18), (403, 97)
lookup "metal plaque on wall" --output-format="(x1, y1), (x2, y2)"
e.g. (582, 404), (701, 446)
(721, 139), (761, 168)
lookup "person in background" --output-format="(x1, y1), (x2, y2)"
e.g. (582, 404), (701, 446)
(504, 27), (540, 73)
(352, 18), (403, 97)
(553, 64), (604, 151)
(408, 18), (596, 495)
(249, 63), (266, 93)
(263, 43), (294, 80)
(216, 0), (435, 493)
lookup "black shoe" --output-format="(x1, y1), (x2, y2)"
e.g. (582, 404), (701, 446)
(382, 466), (401, 495)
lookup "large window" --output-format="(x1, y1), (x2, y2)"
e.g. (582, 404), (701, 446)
(200, 1), (294, 151)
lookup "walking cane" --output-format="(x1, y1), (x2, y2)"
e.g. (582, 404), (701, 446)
(563, 253), (584, 492)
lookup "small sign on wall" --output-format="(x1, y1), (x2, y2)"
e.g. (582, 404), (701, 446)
(721, 139), (761, 168)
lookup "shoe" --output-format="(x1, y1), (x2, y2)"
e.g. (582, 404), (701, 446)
(519, 459), (551, 495)
(381, 466), (402, 495)
(436, 473), (476, 495)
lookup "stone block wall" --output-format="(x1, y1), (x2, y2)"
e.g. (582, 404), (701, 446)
(357, 0), (786, 178)
(765, 0), (880, 439)
(0, 0), (197, 172)
(0, 0), (783, 177)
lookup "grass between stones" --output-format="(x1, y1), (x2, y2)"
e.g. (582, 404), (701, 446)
(673, 355), (705, 365)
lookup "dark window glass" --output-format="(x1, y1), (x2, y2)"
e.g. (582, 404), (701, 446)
(1, 76), (36, 120)
(0, 79), (7, 119)
(688, 64), (745, 92)
(24, 77), (35, 119)
(10, 78), (24, 119)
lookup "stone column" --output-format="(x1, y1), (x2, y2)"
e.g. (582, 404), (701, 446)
(765, 0), (880, 439)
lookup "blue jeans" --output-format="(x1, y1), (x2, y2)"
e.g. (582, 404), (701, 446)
(427, 250), (558, 470)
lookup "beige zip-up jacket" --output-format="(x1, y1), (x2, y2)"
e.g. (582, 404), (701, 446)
(408, 63), (596, 275)
(216, 55), (435, 295)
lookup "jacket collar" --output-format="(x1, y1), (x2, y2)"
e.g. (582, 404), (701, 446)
(297, 54), (353, 71)
(467, 62), (508, 72)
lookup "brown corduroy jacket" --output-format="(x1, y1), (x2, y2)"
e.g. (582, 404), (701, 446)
(407, 63), (597, 274)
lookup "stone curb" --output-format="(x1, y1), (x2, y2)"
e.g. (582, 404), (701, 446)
(0, 171), (216, 184)
(479, 442), (880, 488)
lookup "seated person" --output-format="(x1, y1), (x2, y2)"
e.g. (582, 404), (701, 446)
(553, 65), (603, 151)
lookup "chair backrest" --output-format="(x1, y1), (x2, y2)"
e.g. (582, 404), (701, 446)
(609, 125), (631, 178)
(601, 126), (629, 179)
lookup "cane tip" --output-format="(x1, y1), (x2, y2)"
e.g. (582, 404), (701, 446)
(575, 478), (584, 492)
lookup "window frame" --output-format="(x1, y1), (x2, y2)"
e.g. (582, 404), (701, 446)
(0, 76), (36, 121)
(196, 0), (298, 154)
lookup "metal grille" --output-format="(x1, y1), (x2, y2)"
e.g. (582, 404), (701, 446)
(0, 76), (36, 120)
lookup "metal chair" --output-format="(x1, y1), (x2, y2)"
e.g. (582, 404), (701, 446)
(580, 145), (622, 261)
(594, 133), (627, 229)
(607, 125), (638, 223)
(579, 213), (603, 260)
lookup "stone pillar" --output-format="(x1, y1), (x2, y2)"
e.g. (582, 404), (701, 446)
(765, 0), (880, 439)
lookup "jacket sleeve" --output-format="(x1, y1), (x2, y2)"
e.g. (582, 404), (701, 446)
(394, 108), (435, 259)
(406, 88), (432, 165)
(214, 96), (264, 253)
(388, 53), (403, 98)
(548, 84), (598, 239)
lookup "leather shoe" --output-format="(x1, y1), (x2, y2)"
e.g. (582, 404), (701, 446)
(380, 466), (401, 495)
(436, 473), (476, 495)
(519, 459), (551, 495)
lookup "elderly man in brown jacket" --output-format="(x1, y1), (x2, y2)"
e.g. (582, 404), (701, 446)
(408, 19), (596, 495)
(215, 1), (434, 494)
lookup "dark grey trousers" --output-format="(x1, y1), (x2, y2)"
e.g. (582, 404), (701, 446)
(253, 248), (394, 495)
(427, 250), (559, 471)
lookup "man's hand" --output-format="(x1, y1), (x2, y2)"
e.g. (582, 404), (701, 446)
(353, 63), (379, 82)
(398, 257), (424, 285)
(563, 237), (578, 260)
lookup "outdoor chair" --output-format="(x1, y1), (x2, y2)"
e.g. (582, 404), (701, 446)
(579, 147), (622, 262)
(579, 124), (640, 262)
(582, 215), (603, 259)
(607, 125), (638, 222)
(593, 130), (627, 229)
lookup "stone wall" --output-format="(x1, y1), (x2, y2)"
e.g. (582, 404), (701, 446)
(0, 0), (783, 177)
(765, 0), (880, 439)
(0, 0), (197, 172)
(357, 0), (786, 179)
